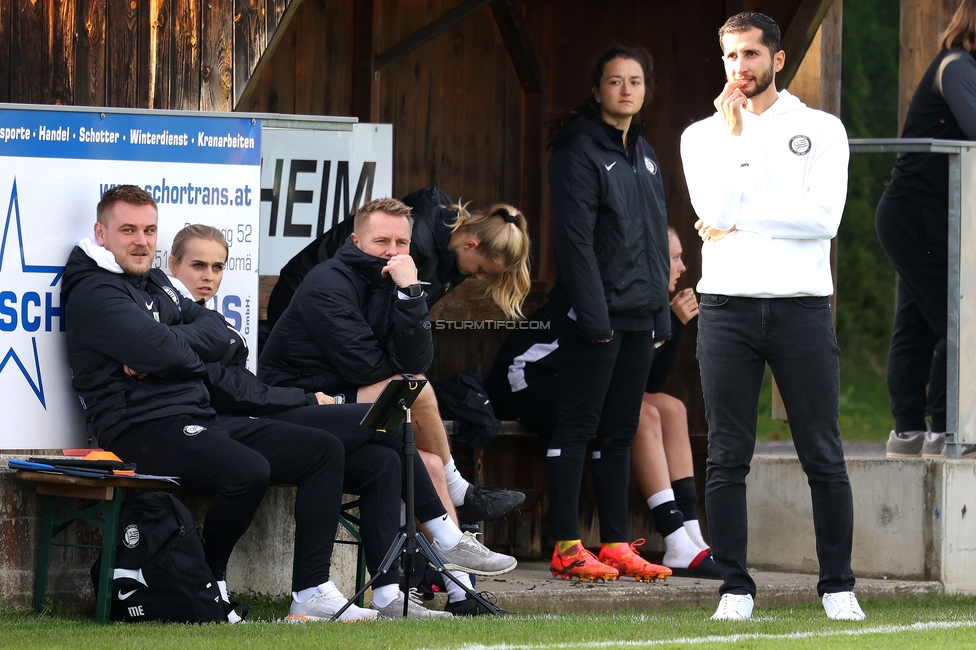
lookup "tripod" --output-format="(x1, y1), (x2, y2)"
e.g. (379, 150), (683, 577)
(332, 379), (502, 619)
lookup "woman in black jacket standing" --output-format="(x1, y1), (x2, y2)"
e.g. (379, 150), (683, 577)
(879, 0), (976, 459)
(545, 43), (672, 582)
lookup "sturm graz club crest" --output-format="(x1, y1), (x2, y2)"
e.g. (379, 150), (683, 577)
(789, 135), (812, 155)
(183, 424), (207, 436)
(123, 524), (140, 548)
(644, 156), (657, 175)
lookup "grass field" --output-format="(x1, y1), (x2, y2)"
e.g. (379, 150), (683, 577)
(6, 595), (976, 649)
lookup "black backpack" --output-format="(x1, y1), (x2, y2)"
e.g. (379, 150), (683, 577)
(91, 492), (227, 623)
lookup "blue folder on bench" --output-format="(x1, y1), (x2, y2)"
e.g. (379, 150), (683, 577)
(8, 459), (180, 484)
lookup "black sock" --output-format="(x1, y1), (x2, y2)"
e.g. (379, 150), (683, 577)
(672, 477), (699, 523)
(650, 501), (684, 538)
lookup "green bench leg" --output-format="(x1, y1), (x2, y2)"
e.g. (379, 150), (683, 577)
(33, 497), (55, 615)
(94, 489), (123, 624)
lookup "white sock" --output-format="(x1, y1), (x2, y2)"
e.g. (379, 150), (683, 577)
(292, 585), (320, 604)
(218, 580), (242, 623)
(371, 583), (400, 609)
(445, 571), (473, 603)
(662, 527), (706, 569)
(684, 520), (709, 550)
(647, 488), (676, 511)
(926, 430), (943, 441)
(423, 512), (464, 549)
(444, 457), (470, 507)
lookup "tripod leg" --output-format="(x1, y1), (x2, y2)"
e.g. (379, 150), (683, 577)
(415, 535), (504, 615)
(330, 533), (407, 621)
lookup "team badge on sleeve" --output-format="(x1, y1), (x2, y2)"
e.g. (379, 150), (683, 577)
(644, 157), (657, 174)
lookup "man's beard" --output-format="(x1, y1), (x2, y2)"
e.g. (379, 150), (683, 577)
(741, 61), (774, 98)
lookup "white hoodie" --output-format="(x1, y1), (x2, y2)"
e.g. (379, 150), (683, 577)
(680, 90), (849, 297)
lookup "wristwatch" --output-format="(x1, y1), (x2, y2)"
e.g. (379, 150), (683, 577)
(404, 283), (424, 298)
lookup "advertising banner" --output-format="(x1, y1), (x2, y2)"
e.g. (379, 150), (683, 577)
(0, 107), (261, 449)
(259, 124), (393, 273)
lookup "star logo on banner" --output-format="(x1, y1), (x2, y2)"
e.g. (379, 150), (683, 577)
(0, 178), (66, 409)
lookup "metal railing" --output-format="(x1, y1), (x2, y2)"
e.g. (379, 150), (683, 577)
(849, 138), (976, 458)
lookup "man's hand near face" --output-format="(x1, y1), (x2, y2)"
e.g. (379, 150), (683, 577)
(714, 80), (748, 136)
(671, 288), (699, 325)
(382, 253), (420, 288)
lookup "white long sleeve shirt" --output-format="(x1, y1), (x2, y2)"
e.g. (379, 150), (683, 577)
(680, 90), (849, 297)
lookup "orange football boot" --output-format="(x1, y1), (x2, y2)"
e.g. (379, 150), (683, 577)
(598, 538), (673, 582)
(550, 542), (619, 582)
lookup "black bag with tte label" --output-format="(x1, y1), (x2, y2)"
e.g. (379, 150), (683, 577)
(91, 491), (226, 623)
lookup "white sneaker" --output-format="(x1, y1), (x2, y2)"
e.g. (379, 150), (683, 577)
(286, 581), (379, 622)
(822, 591), (865, 620)
(711, 593), (754, 620)
(434, 531), (517, 576)
(372, 589), (453, 618)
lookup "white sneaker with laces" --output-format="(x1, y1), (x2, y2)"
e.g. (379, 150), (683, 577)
(711, 593), (754, 620)
(822, 591), (865, 620)
(286, 581), (379, 622)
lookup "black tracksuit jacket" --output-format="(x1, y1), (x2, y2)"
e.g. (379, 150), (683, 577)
(548, 118), (670, 341)
(63, 247), (230, 447)
(258, 239), (433, 393)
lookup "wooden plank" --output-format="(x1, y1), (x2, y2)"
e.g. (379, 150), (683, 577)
(234, 0), (268, 107)
(201, 0), (234, 111)
(173, 0), (201, 110)
(351, 0), (374, 121)
(490, 1), (543, 93)
(107, 0), (140, 107)
(778, 0), (834, 90)
(149, 0), (174, 109)
(50, 0), (77, 105)
(35, 482), (115, 501)
(76, 0), (108, 106)
(0, 0), (9, 101)
(234, 0), (306, 111)
(10, 0), (48, 103)
(268, 0), (287, 36)
(17, 470), (174, 491)
(899, 0), (957, 131)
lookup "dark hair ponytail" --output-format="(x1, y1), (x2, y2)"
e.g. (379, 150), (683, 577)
(547, 42), (655, 146)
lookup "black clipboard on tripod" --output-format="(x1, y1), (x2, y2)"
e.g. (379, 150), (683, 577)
(331, 375), (503, 619)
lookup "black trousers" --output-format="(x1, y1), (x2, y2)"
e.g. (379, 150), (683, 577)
(876, 195), (948, 433)
(109, 414), (344, 591)
(271, 404), (447, 586)
(545, 321), (655, 542)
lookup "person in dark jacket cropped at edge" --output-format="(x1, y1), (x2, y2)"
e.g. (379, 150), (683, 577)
(166, 224), (515, 618)
(63, 185), (378, 623)
(879, 0), (976, 460)
(487, 229), (720, 580)
(543, 43), (672, 583)
(259, 198), (518, 614)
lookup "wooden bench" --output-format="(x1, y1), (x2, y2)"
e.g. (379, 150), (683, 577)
(16, 470), (365, 623)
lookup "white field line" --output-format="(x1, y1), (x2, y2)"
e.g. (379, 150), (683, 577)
(450, 619), (976, 650)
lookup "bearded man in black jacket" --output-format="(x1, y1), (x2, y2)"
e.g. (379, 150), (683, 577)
(64, 185), (380, 623)
(260, 198), (524, 529)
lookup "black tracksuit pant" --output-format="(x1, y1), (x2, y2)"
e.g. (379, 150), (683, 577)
(545, 321), (655, 542)
(108, 414), (344, 591)
(270, 403), (448, 587)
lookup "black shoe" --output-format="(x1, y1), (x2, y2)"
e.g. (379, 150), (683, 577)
(456, 484), (525, 524)
(444, 591), (509, 616)
(668, 551), (723, 579)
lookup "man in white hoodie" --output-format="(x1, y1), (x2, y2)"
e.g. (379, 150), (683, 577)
(680, 13), (862, 622)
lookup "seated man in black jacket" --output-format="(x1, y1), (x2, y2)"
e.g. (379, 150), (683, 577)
(64, 185), (378, 623)
(260, 197), (524, 525)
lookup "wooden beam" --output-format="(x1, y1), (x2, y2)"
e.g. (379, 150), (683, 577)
(374, 0), (495, 72)
(234, 0), (308, 111)
(490, 1), (543, 94)
(899, 0), (957, 131)
(777, 0), (835, 90)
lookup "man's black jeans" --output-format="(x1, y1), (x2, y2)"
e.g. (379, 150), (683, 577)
(697, 294), (855, 598)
